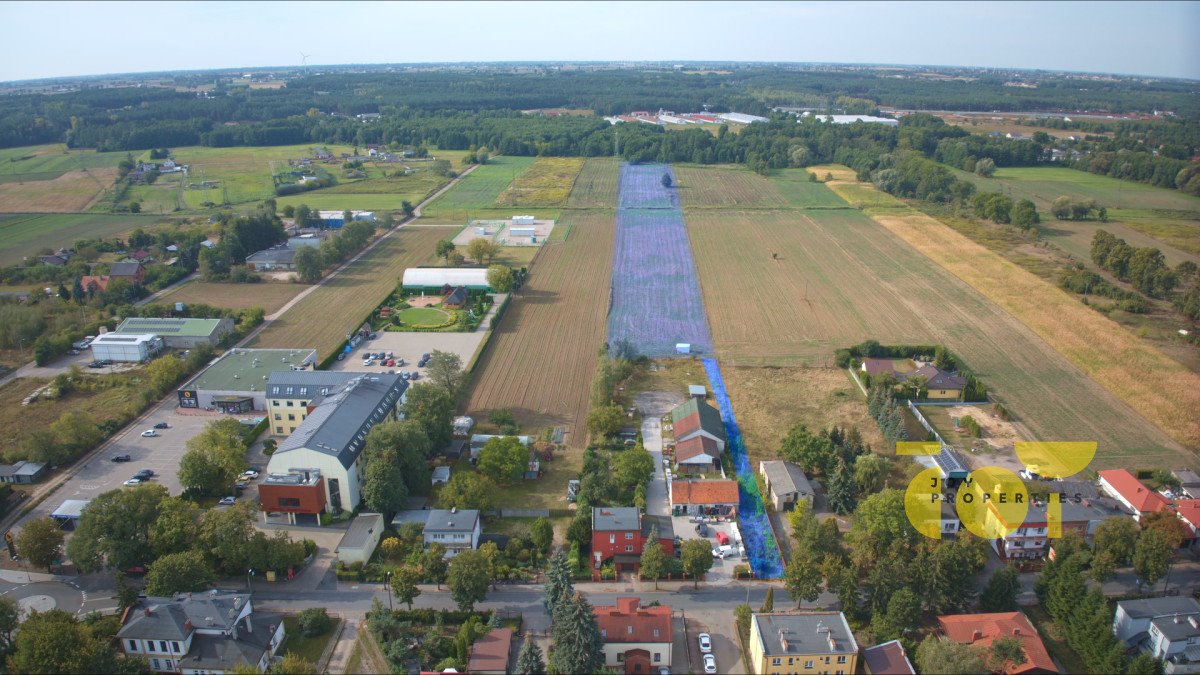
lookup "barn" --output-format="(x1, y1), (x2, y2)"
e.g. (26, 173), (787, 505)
(402, 268), (491, 291)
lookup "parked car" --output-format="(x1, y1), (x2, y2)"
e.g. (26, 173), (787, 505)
(698, 633), (712, 653)
(218, 496), (237, 506)
(384, 359), (395, 367)
(386, 351), (394, 359)
(695, 522), (708, 537)
(362, 359), (373, 367)
(140, 430), (158, 438)
(87, 361), (106, 369)
(409, 371), (420, 380)
(703, 654), (717, 674)
(68, 349), (80, 355)
(242, 469), (260, 479)
(421, 352), (431, 361)
(713, 545), (733, 559)
(123, 478), (143, 487)
(135, 469), (154, 480)
(153, 422), (170, 429)
(715, 531), (730, 546)
(110, 454), (131, 463)
(400, 372), (410, 380)
(369, 333), (378, 340)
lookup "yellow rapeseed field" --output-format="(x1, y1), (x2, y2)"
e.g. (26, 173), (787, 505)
(494, 157), (586, 207)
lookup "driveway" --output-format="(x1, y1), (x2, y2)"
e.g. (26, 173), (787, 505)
(636, 391), (684, 520)
(674, 514), (742, 584)
(684, 607), (744, 674)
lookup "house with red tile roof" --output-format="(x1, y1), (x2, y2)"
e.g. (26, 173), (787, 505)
(80, 275), (110, 293)
(937, 612), (1057, 674)
(1174, 499), (1200, 546)
(669, 479), (739, 516)
(1098, 469), (1170, 521)
(594, 597), (673, 673)
(673, 436), (721, 475)
(669, 399), (726, 452)
(467, 627), (513, 675)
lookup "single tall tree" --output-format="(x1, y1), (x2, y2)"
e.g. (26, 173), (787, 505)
(543, 550), (573, 615)
(15, 517), (65, 570)
(639, 528), (667, 589)
(980, 565), (1021, 612)
(784, 550), (823, 607)
(447, 549), (491, 611)
(1134, 528), (1172, 587)
(549, 592), (605, 675)
(680, 538), (714, 589)
(514, 633), (547, 675)
(390, 564), (422, 610)
(423, 543), (449, 589)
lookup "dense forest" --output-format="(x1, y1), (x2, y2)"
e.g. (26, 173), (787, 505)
(0, 67), (1196, 194)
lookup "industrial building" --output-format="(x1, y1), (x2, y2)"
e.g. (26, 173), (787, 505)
(89, 333), (165, 362)
(265, 374), (408, 515)
(316, 210), (375, 228)
(401, 267), (491, 291)
(177, 348), (317, 413)
(115, 317), (235, 348)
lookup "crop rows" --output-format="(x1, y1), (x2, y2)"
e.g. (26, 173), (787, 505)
(566, 158), (620, 208)
(608, 164), (712, 357)
(494, 157), (586, 207)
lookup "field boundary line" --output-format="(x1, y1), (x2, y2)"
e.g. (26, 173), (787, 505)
(823, 180), (1200, 450)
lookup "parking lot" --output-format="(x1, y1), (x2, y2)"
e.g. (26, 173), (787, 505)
(20, 396), (261, 526)
(675, 514), (744, 583)
(684, 609), (744, 675)
(326, 331), (486, 378)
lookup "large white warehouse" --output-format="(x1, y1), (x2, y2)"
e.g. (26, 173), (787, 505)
(89, 333), (165, 362)
(401, 268), (490, 290)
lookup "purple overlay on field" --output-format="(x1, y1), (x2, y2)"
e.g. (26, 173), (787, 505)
(703, 358), (786, 579)
(607, 164), (713, 357)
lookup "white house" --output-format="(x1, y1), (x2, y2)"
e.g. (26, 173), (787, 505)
(423, 508), (481, 557)
(118, 592), (284, 674)
(265, 374), (407, 514)
(594, 598), (673, 671)
(1113, 597), (1200, 672)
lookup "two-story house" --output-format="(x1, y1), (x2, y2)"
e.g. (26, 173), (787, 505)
(117, 592), (284, 674)
(591, 507), (676, 572)
(594, 597), (673, 673)
(985, 485), (1126, 561)
(748, 612), (858, 675)
(937, 612), (1056, 674)
(423, 508), (481, 557)
(1114, 597), (1200, 673)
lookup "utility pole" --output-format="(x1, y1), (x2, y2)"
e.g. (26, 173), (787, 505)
(384, 571), (394, 611)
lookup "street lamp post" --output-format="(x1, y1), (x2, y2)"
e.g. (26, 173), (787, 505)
(384, 571), (393, 611)
(246, 568), (255, 592)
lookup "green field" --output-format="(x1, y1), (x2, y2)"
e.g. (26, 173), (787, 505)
(417, 156), (537, 221)
(681, 164), (1190, 466)
(952, 166), (1200, 257)
(0, 144), (128, 181)
(396, 306), (453, 327)
(0, 212), (166, 266)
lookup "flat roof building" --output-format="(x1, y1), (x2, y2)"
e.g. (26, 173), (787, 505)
(401, 267), (490, 291)
(336, 513), (385, 565)
(177, 348), (317, 413)
(0, 461), (48, 485)
(749, 612), (859, 675)
(116, 316), (235, 348)
(89, 333), (164, 363)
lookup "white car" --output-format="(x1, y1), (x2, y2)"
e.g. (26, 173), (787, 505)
(242, 469), (260, 479)
(218, 496), (237, 506)
(703, 654), (717, 674)
(140, 430), (158, 438)
(698, 633), (712, 653)
(123, 478), (143, 487)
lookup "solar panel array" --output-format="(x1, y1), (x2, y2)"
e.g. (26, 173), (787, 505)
(121, 319), (186, 334)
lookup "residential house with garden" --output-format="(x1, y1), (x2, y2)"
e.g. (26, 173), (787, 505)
(594, 597), (673, 673)
(1113, 597), (1200, 672)
(591, 507), (676, 572)
(747, 612), (858, 675)
(936, 612), (1056, 674)
(423, 508), (482, 557)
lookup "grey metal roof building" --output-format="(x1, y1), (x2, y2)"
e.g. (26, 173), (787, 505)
(245, 246), (297, 270)
(272, 374), (406, 469)
(117, 316), (235, 348)
(425, 508), (481, 533)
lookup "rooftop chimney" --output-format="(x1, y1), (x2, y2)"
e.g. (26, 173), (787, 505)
(1012, 628), (1022, 635)
(972, 629), (983, 642)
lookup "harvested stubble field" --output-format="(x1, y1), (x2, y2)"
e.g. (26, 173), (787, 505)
(673, 165), (787, 209)
(249, 226), (454, 359)
(566, 158), (620, 208)
(0, 144), (128, 180)
(683, 172), (1189, 464)
(859, 202), (1200, 454)
(464, 209), (615, 445)
(0, 212), (164, 266)
(721, 366), (886, 463)
(157, 281), (310, 316)
(418, 156), (537, 221)
(0, 168), (117, 212)
(494, 157), (586, 207)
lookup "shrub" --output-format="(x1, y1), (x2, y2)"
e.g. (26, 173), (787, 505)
(297, 607), (333, 637)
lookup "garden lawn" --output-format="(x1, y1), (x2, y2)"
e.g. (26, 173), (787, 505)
(396, 306), (453, 328)
(282, 615), (340, 664)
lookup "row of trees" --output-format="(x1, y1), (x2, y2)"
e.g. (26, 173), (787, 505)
(1091, 230), (1180, 298)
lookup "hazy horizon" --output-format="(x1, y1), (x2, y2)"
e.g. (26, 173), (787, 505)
(3, 1), (1198, 83)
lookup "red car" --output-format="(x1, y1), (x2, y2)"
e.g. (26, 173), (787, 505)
(384, 358), (395, 367)
(715, 531), (730, 546)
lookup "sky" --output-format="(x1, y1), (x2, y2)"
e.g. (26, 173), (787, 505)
(3, 1), (1198, 82)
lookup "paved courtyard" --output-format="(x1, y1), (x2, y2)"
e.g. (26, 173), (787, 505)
(19, 397), (261, 527)
(327, 330), (486, 378)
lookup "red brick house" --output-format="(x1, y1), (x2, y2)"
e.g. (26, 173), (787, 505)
(591, 507), (675, 571)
